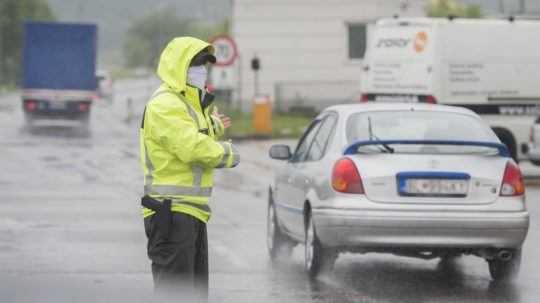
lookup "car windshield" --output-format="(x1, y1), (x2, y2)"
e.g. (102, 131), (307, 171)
(347, 110), (500, 155)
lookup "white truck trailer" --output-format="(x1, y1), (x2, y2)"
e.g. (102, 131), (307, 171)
(360, 17), (540, 162)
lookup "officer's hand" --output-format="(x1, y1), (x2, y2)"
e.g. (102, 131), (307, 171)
(213, 106), (232, 129)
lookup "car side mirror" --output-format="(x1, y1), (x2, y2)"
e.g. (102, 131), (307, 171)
(269, 145), (292, 160)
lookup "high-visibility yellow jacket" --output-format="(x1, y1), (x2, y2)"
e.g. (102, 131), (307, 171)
(140, 37), (240, 223)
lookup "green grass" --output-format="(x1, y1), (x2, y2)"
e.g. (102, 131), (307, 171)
(0, 84), (17, 93)
(218, 103), (313, 139)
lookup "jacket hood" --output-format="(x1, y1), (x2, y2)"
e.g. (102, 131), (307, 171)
(157, 37), (214, 94)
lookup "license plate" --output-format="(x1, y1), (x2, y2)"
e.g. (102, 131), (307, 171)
(375, 95), (418, 103)
(48, 101), (67, 110)
(401, 179), (469, 197)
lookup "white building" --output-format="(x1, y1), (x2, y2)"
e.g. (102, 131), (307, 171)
(231, 0), (427, 112)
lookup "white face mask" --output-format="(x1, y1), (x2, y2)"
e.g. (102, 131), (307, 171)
(187, 65), (208, 91)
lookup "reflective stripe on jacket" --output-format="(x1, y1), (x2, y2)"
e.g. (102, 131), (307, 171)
(140, 37), (240, 223)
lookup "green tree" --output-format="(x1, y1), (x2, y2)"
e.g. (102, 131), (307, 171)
(124, 9), (191, 68)
(123, 9), (229, 68)
(426, 0), (482, 18)
(189, 19), (230, 42)
(0, 0), (55, 86)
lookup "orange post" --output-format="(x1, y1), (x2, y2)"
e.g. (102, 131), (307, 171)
(253, 95), (272, 135)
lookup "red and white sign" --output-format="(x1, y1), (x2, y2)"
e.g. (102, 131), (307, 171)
(210, 35), (238, 67)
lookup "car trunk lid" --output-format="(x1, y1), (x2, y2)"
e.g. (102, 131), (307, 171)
(351, 153), (507, 205)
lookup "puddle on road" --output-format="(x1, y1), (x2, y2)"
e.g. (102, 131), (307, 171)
(0, 245), (18, 252)
(216, 170), (244, 191)
(30, 223), (57, 229)
(84, 159), (98, 169)
(15, 126), (94, 149)
(41, 155), (59, 162)
(0, 218), (29, 233)
(0, 104), (14, 113)
(48, 163), (77, 170)
(45, 162), (100, 183)
(26, 126), (92, 139)
(122, 150), (137, 158)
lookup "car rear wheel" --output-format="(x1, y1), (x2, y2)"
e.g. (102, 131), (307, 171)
(305, 212), (336, 278)
(267, 197), (294, 261)
(488, 249), (521, 282)
(76, 113), (91, 137)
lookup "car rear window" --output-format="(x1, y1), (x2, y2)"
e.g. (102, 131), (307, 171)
(347, 110), (500, 154)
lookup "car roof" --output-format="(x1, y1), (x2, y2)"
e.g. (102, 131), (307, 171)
(324, 103), (478, 117)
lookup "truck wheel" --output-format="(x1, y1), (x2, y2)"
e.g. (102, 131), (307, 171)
(81, 116), (90, 128)
(24, 112), (34, 125)
(267, 191), (295, 261)
(24, 112), (36, 132)
(530, 160), (540, 166)
(304, 211), (336, 278)
(78, 113), (91, 137)
(493, 128), (518, 162)
(488, 249), (521, 282)
(437, 253), (460, 273)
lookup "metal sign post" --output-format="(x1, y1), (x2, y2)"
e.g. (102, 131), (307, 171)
(251, 56), (260, 96)
(209, 35), (239, 108)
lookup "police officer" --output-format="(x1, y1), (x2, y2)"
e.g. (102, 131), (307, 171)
(140, 37), (240, 302)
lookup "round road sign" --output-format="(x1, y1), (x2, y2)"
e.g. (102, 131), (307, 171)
(210, 35), (238, 67)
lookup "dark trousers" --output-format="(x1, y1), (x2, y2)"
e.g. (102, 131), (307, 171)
(144, 212), (208, 303)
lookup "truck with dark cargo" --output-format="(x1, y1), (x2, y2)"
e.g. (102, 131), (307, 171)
(22, 22), (98, 129)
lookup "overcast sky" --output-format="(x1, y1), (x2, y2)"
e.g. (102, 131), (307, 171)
(45, 0), (538, 54)
(47, 0), (230, 51)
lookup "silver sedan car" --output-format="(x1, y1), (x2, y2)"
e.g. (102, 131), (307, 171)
(268, 103), (529, 282)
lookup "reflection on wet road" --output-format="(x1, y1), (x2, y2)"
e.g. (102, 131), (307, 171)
(1, 80), (539, 302)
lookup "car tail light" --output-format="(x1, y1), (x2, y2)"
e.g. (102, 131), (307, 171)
(78, 103), (90, 111)
(425, 95), (437, 104)
(500, 161), (525, 196)
(24, 100), (38, 111)
(332, 158), (364, 194)
(360, 94), (369, 103)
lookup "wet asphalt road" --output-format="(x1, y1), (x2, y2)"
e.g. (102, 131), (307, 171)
(1, 78), (539, 303)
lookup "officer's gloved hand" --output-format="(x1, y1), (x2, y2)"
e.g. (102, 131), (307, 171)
(216, 141), (240, 168)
